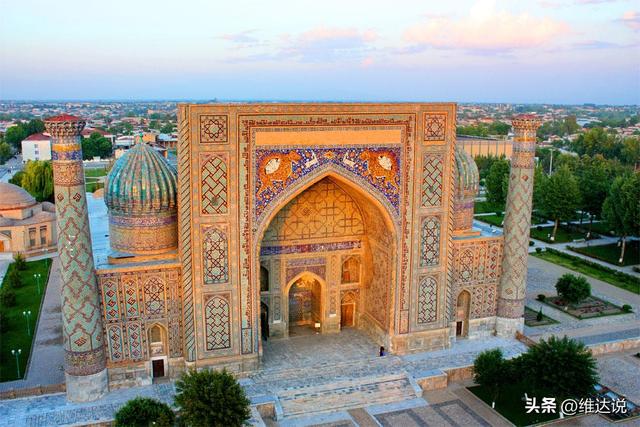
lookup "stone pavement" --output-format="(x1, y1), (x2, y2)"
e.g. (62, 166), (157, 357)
(0, 257), (64, 392)
(0, 260), (9, 287)
(0, 330), (528, 426)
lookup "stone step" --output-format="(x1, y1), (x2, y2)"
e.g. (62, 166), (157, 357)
(277, 373), (418, 418)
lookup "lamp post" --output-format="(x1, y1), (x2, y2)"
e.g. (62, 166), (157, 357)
(11, 349), (22, 378)
(22, 310), (31, 336)
(33, 273), (42, 295)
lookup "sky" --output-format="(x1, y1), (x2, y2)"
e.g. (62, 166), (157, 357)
(0, 0), (638, 104)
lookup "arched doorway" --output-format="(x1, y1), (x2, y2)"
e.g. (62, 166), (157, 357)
(260, 302), (269, 340)
(255, 172), (398, 348)
(340, 292), (357, 328)
(147, 324), (167, 379)
(455, 291), (471, 338)
(287, 273), (323, 337)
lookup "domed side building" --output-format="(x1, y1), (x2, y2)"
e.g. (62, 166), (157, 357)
(63, 104), (520, 394)
(0, 182), (57, 257)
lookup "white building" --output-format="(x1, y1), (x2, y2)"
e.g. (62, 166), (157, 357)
(21, 132), (51, 162)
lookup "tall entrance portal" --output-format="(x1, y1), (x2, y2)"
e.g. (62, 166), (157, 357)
(257, 175), (396, 345)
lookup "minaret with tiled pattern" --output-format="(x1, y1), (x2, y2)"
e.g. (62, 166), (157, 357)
(496, 114), (541, 337)
(44, 115), (109, 401)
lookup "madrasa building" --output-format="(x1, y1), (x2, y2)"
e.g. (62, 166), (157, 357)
(43, 104), (540, 401)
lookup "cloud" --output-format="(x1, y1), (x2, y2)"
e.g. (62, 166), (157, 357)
(404, 1), (569, 54)
(539, 0), (625, 7)
(218, 30), (264, 48)
(572, 40), (626, 49)
(619, 10), (640, 30)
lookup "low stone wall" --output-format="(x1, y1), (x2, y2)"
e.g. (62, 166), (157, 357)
(0, 383), (65, 400)
(588, 338), (640, 356)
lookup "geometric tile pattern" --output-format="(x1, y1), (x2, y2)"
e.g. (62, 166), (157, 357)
(203, 227), (229, 285)
(424, 113), (446, 141)
(201, 155), (228, 214)
(417, 275), (437, 324)
(420, 216), (441, 267)
(107, 325), (124, 362)
(124, 278), (140, 319)
(263, 178), (365, 242)
(205, 295), (231, 351)
(127, 322), (144, 361)
(46, 116), (106, 377)
(103, 279), (120, 321)
(143, 277), (165, 316)
(421, 154), (443, 207)
(200, 115), (228, 143)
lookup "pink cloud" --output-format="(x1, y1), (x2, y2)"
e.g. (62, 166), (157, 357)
(619, 10), (640, 30)
(405, 5), (569, 52)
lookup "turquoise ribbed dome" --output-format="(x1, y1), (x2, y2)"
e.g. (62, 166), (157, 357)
(453, 145), (479, 198)
(104, 141), (177, 214)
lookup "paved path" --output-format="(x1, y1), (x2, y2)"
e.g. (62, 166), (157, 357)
(0, 257), (64, 392)
(524, 255), (640, 344)
(0, 260), (10, 288)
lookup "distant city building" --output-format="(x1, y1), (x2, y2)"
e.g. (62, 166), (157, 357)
(81, 127), (115, 144)
(0, 183), (57, 258)
(21, 132), (51, 162)
(457, 135), (513, 158)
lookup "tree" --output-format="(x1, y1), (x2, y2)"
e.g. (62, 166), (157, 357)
(4, 126), (27, 149)
(602, 173), (640, 263)
(24, 119), (45, 135)
(8, 170), (24, 187)
(555, 273), (591, 305)
(576, 155), (610, 234)
(114, 397), (175, 427)
(521, 336), (598, 401)
(540, 165), (581, 241)
(13, 252), (26, 271)
(0, 288), (16, 307)
(20, 161), (54, 202)
(621, 137), (640, 169)
(174, 369), (251, 427)
(160, 122), (175, 134)
(6, 268), (23, 289)
(485, 159), (510, 206)
(0, 141), (12, 164)
(532, 165), (546, 211)
(82, 132), (113, 160)
(473, 348), (510, 408)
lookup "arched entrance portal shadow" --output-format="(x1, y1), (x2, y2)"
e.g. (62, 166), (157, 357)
(254, 169), (399, 353)
(284, 271), (326, 337)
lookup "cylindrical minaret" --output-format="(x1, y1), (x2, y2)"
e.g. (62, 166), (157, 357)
(496, 114), (541, 337)
(45, 115), (108, 401)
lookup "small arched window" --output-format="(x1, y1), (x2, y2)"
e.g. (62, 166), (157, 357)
(260, 266), (269, 292)
(150, 325), (162, 344)
(341, 256), (360, 283)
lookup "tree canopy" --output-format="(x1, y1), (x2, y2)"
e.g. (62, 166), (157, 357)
(540, 165), (581, 240)
(485, 159), (510, 207)
(19, 160), (54, 202)
(4, 119), (45, 150)
(82, 132), (113, 160)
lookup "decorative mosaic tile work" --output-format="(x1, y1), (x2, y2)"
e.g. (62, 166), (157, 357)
(201, 154), (228, 214)
(253, 146), (401, 220)
(260, 240), (361, 256)
(143, 277), (165, 316)
(205, 295), (231, 351)
(200, 115), (228, 143)
(127, 322), (144, 361)
(107, 325), (124, 362)
(421, 154), (444, 207)
(424, 113), (447, 141)
(417, 276), (438, 324)
(420, 216), (441, 267)
(102, 279), (119, 321)
(203, 227), (229, 284)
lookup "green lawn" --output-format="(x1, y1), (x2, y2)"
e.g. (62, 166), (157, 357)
(0, 259), (52, 382)
(468, 384), (560, 426)
(476, 213), (547, 227)
(524, 306), (559, 326)
(84, 167), (107, 178)
(532, 249), (640, 295)
(570, 241), (639, 267)
(474, 200), (504, 214)
(579, 221), (618, 237)
(530, 225), (589, 244)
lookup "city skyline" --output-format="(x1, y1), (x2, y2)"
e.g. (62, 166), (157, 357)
(1, 0), (639, 104)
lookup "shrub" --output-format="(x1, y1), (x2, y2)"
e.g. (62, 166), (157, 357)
(114, 397), (174, 427)
(622, 304), (632, 313)
(535, 247), (543, 254)
(529, 241), (535, 247)
(6, 268), (23, 289)
(536, 309), (543, 322)
(537, 294), (546, 302)
(0, 289), (17, 307)
(174, 368), (250, 427)
(520, 336), (598, 400)
(0, 309), (8, 333)
(12, 252), (27, 271)
(473, 348), (509, 406)
(555, 273), (591, 305)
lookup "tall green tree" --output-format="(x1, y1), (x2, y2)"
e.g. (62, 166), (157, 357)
(82, 132), (113, 160)
(0, 141), (12, 163)
(621, 137), (640, 169)
(540, 165), (581, 241)
(532, 165), (547, 211)
(20, 160), (54, 202)
(174, 369), (250, 427)
(576, 155), (610, 235)
(602, 173), (640, 263)
(473, 348), (510, 408)
(485, 158), (510, 207)
(4, 126), (27, 149)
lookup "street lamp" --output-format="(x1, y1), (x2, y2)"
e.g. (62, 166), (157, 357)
(33, 273), (42, 295)
(11, 349), (22, 377)
(22, 310), (31, 336)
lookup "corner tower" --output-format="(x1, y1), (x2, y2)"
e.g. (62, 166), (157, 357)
(496, 114), (541, 337)
(45, 115), (108, 401)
